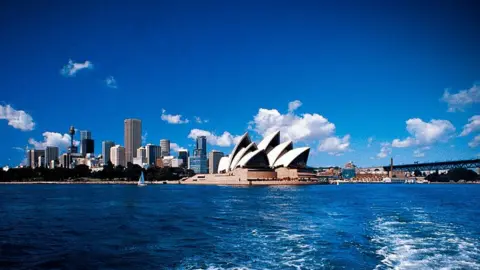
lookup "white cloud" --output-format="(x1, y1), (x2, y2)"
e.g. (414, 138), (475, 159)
(28, 132), (79, 151)
(413, 146), (431, 158)
(317, 135), (351, 156)
(188, 129), (242, 147)
(142, 131), (148, 144)
(460, 115), (480, 136)
(250, 107), (335, 142)
(367, 137), (374, 147)
(60, 59), (93, 77)
(161, 109), (189, 124)
(288, 100), (302, 112)
(105, 76), (117, 89)
(194, 116), (208, 124)
(12, 147), (25, 151)
(441, 84), (479, 112)
(376, 142), (391, 158)
(0, 104), (35, 131)
(392, 118), (455, 148)
(468, 135), (480, 148)
(392, 137), (416, 148)
(171, 142), (187, 152)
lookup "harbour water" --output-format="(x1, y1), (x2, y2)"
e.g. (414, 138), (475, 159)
(0, 184), (479, 269)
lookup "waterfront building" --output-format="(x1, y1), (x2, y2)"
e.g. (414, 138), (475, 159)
(110, 145), (126, 167)
(189, 156), (208, 174)
(102, 141), (115, 165)
(137, 147), (146, 162)
(178, 150), (189, 168)
(45, 146), (59, 169)
(124, 119), (142, 164)
(209, 150), (224, 174)
(145, 144), (161, 166)
(81, 138), (94, 156)
(160, 139), (170, 157)
(28, 149), (45, 168)
(171, 158), (183, 168)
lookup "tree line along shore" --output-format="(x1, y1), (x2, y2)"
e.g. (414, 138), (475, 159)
(0, 162), (192, 183)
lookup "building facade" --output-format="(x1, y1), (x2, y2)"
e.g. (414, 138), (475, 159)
(189, 156), (208, 174)
(110, 145), (126, 167)
(208, 150), (224, 174)
(124, 119), (142, 164)
(160, 139), (170, 157)
(45, 146), (59, 169)
(102, 141), (115, 165)
(195, 136), (207, 157)
(145, 144), (161, 166)
(81, 138), (94, 156)
(28, 149), (45, 168)
(178, 150), (189, 168)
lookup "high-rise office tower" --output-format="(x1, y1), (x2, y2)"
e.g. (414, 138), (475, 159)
(145, 144), (161, 165)
(160, 139), (170, 157)
(195, 136), (207, 157)
(28, 149), (45, 168)
(209, 150), (224, 174)
(178, 150), (189, 168)
(136, 146), (146, 163)
(81, 138), (94, 156)
(102, 141), (115, 165)
(110, 145), (126, 167)
(45, 146), (59, 168)
(124, 119), (142, 164)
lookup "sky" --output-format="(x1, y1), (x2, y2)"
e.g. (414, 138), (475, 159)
(0, 0), (479, 168)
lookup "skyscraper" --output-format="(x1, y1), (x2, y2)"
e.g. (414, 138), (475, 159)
(110, 145), (126, 167)
(45, 146), (59, 169)
(178, 150), (189, 168)
(28, 149), (45, 168)
(124, 119), (142, 164)
(195, 136), (207, 157)
(145, 144), (161, 166)
(160, 139), (170, 157)
(209, 150), (224, 174)
(102, 141), (115, 165)
(80, 130), (91, 140)
(81, 139), (94, 156)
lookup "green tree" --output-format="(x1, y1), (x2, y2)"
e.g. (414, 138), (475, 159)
(447, 168), (478, 182)
(414, 170), (422, 177)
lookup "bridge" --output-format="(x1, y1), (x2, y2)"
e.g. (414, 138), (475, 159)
(383, 159), (480, 172)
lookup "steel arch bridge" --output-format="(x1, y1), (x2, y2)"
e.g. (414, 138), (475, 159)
(383, 159), (480, 172)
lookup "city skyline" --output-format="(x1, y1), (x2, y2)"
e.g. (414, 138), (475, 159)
(1, 1), (479, 167)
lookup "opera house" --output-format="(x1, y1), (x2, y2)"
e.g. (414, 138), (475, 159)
(184, 131), (319, 185)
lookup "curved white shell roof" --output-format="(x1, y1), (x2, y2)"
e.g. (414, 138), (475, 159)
(237, 149), (269, 168)
(227, 132), (251, 171)
(229, 142), (257, 170)
(257, 131), (280, 153)
(267, 140), (293, 167)
(273, 147), (310, 168)
(218, 156), (230, 173)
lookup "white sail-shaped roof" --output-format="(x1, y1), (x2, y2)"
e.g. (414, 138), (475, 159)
(229, 142), (257, 170)
(257, 131), (280, 154)
(237, 149), (269, 168)
(218, 156), (230, 173)
(227, 132), (251, 171)
(267, 140), (293, 166)
(273, 147), (310, 168)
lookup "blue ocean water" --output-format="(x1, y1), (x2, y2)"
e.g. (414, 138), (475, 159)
(0, 184), (479, 270)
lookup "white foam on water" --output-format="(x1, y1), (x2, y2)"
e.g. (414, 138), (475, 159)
(372, 208), (480, 270)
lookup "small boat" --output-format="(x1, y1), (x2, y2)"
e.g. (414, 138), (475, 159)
(137, 171), (147, 187)
(336, 180), (339, 185)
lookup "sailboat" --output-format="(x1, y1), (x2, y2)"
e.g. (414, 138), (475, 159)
(137, 171), (147, 187)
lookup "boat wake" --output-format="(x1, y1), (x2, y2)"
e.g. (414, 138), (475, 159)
(371, 207), (480, 270)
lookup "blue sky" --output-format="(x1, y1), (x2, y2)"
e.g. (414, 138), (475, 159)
(1, 0), (479, 167)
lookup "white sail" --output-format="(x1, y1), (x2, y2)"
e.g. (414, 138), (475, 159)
(138, 171), (146, 186)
